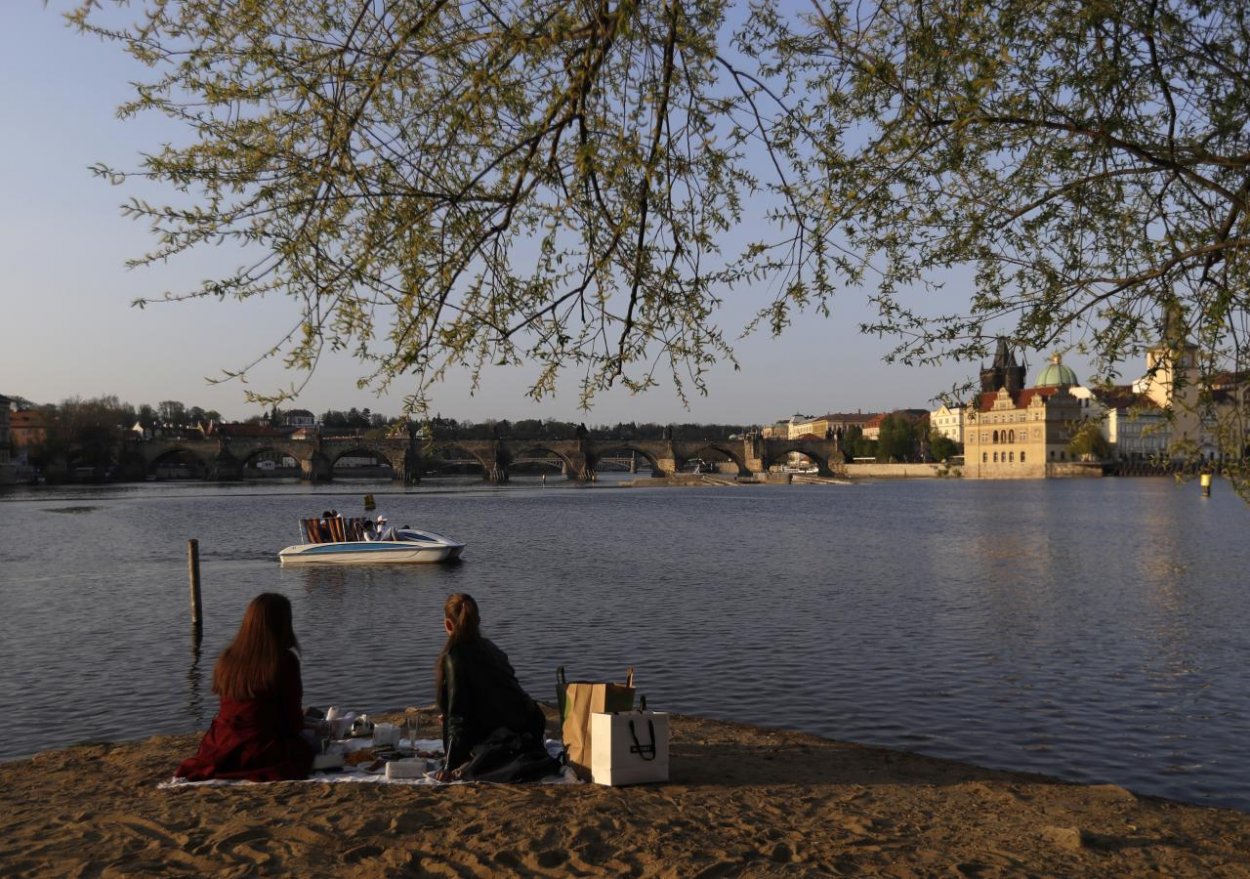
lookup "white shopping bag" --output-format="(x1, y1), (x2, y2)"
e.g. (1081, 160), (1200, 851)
(589, 710), (669, 786)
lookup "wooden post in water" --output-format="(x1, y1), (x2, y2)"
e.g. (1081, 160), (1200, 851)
(188, 539), (203, 633)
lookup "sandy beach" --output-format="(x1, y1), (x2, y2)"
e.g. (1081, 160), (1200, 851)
(2, 706), (1249, 878)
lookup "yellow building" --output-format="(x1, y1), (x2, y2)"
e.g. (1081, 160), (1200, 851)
(963, 345), (1087, 479)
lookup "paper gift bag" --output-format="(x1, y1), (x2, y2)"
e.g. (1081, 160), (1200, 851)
(590, 710), (669, 786)
(557, 666), (635, 780)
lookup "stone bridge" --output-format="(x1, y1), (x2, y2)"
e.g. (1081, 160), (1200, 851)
(123, 433), (847, 484)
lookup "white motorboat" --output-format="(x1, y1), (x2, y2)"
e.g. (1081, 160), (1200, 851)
(279, 516), (465, 565)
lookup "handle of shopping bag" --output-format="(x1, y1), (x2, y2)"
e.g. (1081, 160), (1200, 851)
(625, 667), (634, 688)
(627, 718), (657, 761)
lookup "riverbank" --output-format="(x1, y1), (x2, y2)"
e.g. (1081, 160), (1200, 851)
(3, 709), (1248, 878)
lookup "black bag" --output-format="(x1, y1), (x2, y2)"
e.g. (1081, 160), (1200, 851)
(458, 727), (561, 783)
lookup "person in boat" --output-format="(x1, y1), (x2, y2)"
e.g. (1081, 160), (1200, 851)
(175, 593), (315, 782)
(362, 519), (378, 541)
(317, 510), (335, 542)
(432, 593), (547, 781)
(376, 514), (397, 541)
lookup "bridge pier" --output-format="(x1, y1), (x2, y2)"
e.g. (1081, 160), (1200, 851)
(400, 448), (423, 485)
(206, 450), (243, 481)
(484, 442), (510, 484)
(302, 452), (332, 483)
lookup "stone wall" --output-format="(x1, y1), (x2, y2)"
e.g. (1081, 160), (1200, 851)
(844, 463), (947, 479)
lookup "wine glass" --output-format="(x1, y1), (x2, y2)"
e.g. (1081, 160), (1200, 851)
(407, 713), (420, 753)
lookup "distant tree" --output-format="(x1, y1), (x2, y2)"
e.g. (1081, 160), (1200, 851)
(1068, 421), (1113, 461)
(135, 404), (158, 430)
(2, 394), (39, 410)
(158, 400), (187, 426)
(36, 397), (132, 479)
(877, 415), (918, 462)
(929, 431), (961, 463)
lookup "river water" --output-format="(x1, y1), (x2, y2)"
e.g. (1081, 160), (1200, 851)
(1, 475), (1248, 810)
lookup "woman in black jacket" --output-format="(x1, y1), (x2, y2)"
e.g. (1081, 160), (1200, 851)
(434, 593), (545, 780)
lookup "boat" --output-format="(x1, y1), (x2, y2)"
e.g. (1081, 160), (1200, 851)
(278, 516), (465, 565)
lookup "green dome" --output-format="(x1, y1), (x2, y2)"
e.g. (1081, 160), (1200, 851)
(1035, 353), (1079, 387)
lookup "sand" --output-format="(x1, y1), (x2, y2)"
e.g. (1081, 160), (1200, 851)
(2, 707), (1249, 878)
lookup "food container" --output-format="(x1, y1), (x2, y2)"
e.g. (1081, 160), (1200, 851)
(373, 723), (401, 747)
(384, 759), (430, 780)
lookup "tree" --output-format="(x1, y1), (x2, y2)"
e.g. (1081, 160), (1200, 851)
(70, 1), (1250, 419)
(36, 396), (132, 479)
(929, 430), (961, 464)
(877, 414), (917, 462)
(157, 400), (188, 426)
(1068, 420), (1113, 461)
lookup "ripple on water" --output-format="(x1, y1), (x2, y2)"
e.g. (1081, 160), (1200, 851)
(3, 479), (1250, 810)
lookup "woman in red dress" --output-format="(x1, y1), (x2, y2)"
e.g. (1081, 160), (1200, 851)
(176, 593), (314, 781)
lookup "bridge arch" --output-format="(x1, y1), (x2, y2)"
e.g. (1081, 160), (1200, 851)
(585, 443), (664, 476)
(760, 440), (842, 477)
(326, 445), (400, 476)
(424, 441), (495, 477)
(148, 445), (211, 479)
(677, 443), (749, 476)
(507, 443), (579, 478)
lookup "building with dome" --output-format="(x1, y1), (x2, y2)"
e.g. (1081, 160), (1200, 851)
(962, 343), (1089, 478)
(963, 330), (1243, 475)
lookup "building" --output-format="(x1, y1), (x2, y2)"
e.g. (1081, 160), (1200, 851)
(764, 412), (877, 442)
(283, 409), (317, 429)
(963, 347), (1087, 478)
(8, 409), (47, 463)
(1129, 327), (1244, 464)
(1086, 386), (1169, 460)
(929, 403), (965, 444)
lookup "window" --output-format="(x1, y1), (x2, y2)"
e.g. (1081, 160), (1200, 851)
(982, 452), (988, 463)
(1020, 451), (1026, 463)
(1009, 451), (1015, 462)
(993, 451), (998, 463)
(1008, 429), (1015, 443)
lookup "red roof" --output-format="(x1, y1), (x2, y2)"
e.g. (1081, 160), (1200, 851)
(974, 386), (1062, 411)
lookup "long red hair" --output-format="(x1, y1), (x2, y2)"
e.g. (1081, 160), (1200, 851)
(213, 593), (300, 701)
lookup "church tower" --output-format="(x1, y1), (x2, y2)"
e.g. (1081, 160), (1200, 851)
(980, 337), (1026, 395)
(1140, 304), (1199, 410)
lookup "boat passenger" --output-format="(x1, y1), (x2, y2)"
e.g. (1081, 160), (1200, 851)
(174, 593), (315, 782)
(433, 593), (547, 782)
(376, 514), (396, 541)
(362, 519), (378, 541)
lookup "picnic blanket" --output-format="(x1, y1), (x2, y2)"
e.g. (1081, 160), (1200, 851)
(161, 737), (577, 788)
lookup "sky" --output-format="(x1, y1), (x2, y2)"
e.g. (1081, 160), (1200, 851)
(0, 3), (1102, 427)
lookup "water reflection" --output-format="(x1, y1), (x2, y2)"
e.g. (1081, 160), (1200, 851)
(186, 626), (205, 727)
